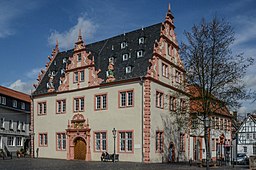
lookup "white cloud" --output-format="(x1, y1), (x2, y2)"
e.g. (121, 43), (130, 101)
(232, 16), (256, 47)
(48, 16), (97, 50)
(8, 79), (33, 95)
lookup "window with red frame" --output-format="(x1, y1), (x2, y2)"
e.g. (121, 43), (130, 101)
(38, 102), (47, 115)
(74, 97), (84, 112)
(169, 96), (176, 111)
(56, 133), (66, 151)
(119, 90), (133, 108)
(156, 91), (164, 109)
(39, 133), (47, 146)
(119, 131), (133, 152)
(56, 99), (66, 114)
(162, 63), (169, 78)
(95, 132), (106, 152)
(156, 131), (164, 153)
(95, 94), (107, 110)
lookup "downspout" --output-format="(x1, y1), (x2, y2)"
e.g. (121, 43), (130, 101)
(139, 76), (144, 162)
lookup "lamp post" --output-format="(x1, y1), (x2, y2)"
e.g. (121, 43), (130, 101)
(112, 128), (116, 163)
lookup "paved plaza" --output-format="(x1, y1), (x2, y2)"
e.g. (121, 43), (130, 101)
(0, 158), (250, 170)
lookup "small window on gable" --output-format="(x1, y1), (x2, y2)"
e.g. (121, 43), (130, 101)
(123, 53), (129, 61)
(121, 42), (127, 49)
(137, 50), (144, 58)
(126, 66), (132, 73)
(139, 37), (144, 44)
(77, 53), (82, 62)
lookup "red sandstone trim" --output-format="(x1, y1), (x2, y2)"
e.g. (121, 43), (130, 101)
(143, 79), (151, 163)
(94, 93), (108, 111)
(38, 132), (48, 147)
(56, 98), (67, 114)
(55, 132), (67, 151)
(118, 89), (135, 108)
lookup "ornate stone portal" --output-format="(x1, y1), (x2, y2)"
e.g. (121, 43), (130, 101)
(66, 113), (91, 160)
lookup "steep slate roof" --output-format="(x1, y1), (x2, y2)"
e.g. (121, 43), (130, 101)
(33, 23), (162, 96)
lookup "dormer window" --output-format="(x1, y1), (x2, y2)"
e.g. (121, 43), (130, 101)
(21, 102), (25, 110)
(126, 66), (132, 73)
(122, 53), (129, 61)
(139, 37), (144, 44)
(121, 42), (127, 49)
(137, 50), (144, 58)
(12, 100), (17, 108)
(77, 53), (82, 62)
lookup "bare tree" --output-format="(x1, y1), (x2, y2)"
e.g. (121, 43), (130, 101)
(181, 16), (253, 169)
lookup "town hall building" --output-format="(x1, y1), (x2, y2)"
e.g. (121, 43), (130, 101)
(31, 4), (190, 163)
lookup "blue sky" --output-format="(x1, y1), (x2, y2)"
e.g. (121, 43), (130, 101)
(0, 0), (255, 114)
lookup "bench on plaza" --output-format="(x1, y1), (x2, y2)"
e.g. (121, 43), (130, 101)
(101, 152), (119, 162)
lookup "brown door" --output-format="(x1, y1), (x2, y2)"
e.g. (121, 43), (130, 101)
(74, 138), (86, 160)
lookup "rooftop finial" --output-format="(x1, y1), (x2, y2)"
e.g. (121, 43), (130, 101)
(168, 3), (171, 13)
(56, 38), (59, 49)
(77, 28), (83, 42)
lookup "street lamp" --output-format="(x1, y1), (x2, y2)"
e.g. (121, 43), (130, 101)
(205, 116), (210, 167)
(112, 128), (116, 163)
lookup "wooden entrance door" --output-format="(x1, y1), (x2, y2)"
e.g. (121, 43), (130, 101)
(74, 138), (86, 160)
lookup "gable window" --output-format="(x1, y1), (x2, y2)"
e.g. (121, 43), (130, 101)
(56, 99), (66, 114)
(21, 102), (25, 110)
(80, 70), (84, 82)
(162, 63), (169, 78)
(38, 102), (47, 115)
(156, 131), (164, 153)
(180, 99), (186, 111)
(169, 96), (176, 111)
(94, 132), (107, 152)
(7, 136), (14, 146)
(119, 131), (133, 152)
(12, 100), (17, 108)
(74, 72), (79, 83)
(2, 97), (6, 105)
(22, 122), (25, 131)
(156, 91), (164, 109)
(167, 44), (171, 56)
(39, 133), (48, 147)
(16, 137), (22, 146)
(137, 50), (144, 58)
(56, 133), (66, 151)
(9, 120), (13, 130)
(126, 66), (132, 73)
(122, 53), (129, 61)
(121, 42), (127, 49)
(95, 94), (107, 111)
(119, 90), (134, 108)
(175, 70), (181, 83)
(139, 37), (144, 44)
(74, 97), (84, 112)
(77, 53), (82, 62)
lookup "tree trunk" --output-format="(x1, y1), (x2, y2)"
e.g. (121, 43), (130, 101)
(204, 120), (210, 170)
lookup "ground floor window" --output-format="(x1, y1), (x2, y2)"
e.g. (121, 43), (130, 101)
(39, 133), (48, 147)
(119, 131), (133, 152)
(94, 132), (107, 152)
(156, 131), (164, 153)
(56, 133), (66, 151)
(0, 136), (2, 148)
(243, 146), (247, 153)
(16, 136), (22, 146)
(253, 145), (256, 155)
(7, 136), (14, 146)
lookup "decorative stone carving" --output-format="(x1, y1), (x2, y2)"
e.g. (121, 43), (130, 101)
(47, 71), (56, 92)
(106, 57), (115, 82)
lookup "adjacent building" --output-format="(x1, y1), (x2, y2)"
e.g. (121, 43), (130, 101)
(31, 4), (190, 163)
(188, 85), (232, 162)
(0, 86), (31, 155)
(237, 114), (256, 156)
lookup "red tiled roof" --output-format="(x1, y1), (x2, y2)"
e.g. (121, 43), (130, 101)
(187, 85), (231, 117)
(0, 86), (31, 103)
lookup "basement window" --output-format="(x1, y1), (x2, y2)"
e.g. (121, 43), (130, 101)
(126, 66), (132, 73)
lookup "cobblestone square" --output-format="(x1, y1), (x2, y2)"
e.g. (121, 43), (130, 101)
(0, 158), (250, 170)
